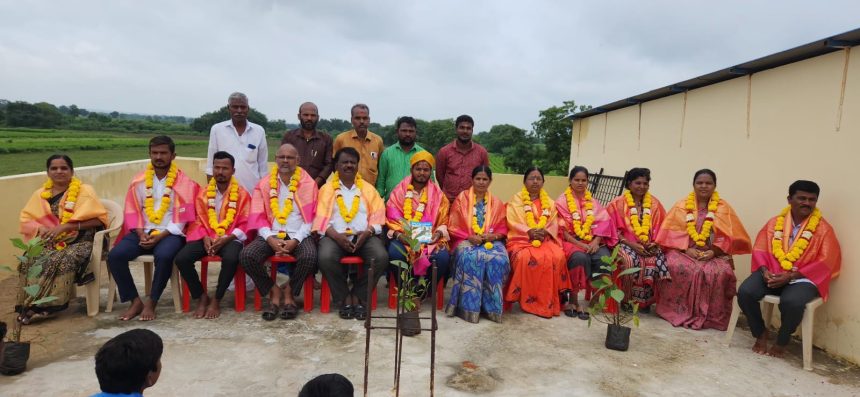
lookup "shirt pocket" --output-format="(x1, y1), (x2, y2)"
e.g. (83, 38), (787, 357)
(243, 144), (258, 163)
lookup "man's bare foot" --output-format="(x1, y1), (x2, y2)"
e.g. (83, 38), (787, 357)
(119, 298), (144, 321)
(204, 298), (221, 319)
(767, 344), (786, 358)
(139, 300), (157, 321)
(193, 295), (210, 319)
(752, 332), (769, 355)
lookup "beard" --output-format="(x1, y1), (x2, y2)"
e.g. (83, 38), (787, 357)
(301, 120), (317, 130)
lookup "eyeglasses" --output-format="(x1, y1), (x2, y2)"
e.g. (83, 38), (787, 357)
(275, 155), (297, 161)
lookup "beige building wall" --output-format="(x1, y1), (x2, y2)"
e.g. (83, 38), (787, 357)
(570, 48), (859, 363)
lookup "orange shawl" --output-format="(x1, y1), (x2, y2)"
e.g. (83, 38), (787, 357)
(656, 197), (751, 255)
(186, 183), (252, 241)
(605, 193), (667, 243)
(506, 189), (561, 245)
(751, 214), (841, 300)
(448, 188), (508, 249)
(20, 183), (108, 240)
(312, 176), (385, 233)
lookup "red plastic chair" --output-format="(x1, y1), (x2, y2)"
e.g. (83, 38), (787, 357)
(320, 256), (378, 313)
(181, 255), (246, 313)
(387, 273), (444, 310)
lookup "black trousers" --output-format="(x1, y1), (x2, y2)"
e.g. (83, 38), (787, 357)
(566, 246), (612, 280)
(240, 236), (317, 297)
(737, 268), (820, 346)
(318, 236), (388, 307)
(174, 239), (242, 300)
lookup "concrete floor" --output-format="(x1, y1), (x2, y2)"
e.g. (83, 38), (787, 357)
(1, 275), (859, 396)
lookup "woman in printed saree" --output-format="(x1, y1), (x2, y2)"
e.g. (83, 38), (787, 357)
(655, 169), (751, 330)
(18, 154), (108, 324)
(555, 166), (617, 319)
(605, 167), (668, 312)
(445, 165), (510, 323)
(505, 166), (569, 318)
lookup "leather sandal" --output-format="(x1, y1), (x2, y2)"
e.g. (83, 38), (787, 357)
(563, 307), (578, 318)
(280, 303), (298, 320)
(261, 300), (280, 321)
(353, 304), (367, 321)
(338, 304), (354, 320)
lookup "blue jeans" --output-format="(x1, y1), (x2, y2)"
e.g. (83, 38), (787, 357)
(107, 233), (185, 302)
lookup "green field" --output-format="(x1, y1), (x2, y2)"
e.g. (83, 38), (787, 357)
(489, 153), (511, 174)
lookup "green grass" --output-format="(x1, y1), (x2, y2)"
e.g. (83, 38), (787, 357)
(489, 153), (511, 174)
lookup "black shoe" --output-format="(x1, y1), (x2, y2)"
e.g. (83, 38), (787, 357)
(353, 304), (367, 321)
(338, 305), (354, 320)
(639, 305), (651, 314)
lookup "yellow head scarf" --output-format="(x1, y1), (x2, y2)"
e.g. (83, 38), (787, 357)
(410, 151), (435, 169)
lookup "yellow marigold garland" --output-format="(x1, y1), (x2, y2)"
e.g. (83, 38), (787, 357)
(144, 163), (178, 232)
(565, 187), (595, 242)
(521, 187), (551, 247)
(269, 165), (301, 239)
(772, 206), (822, 271)
(42, 177), (82, 250)
(685, 191), (719, 247)
(207, 176), (239, 237)
(471, 198), (494, 250)
(403, 184), (428, 222)
(625, 190), (652, 243)
(333, 171), (362, 234)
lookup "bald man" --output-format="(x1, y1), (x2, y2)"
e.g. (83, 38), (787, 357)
(281, 102), (334, 187)
(240, 144), (319, 321)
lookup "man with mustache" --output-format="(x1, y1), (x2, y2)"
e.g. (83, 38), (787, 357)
(205, 92), (268, 192)
(435, 115), (489, 202)
(332, 103), (384, 186)
(108, 136), (200, 321)
(737, 180), (841, 359)
(313, 147), (388, 321)
(281, 102), (333, 187)
(375, 116), (429, 200)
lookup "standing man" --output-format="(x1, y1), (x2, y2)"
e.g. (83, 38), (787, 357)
(206, 92), (269, 192)
(281, 102), (333, 187)
(108, 136), (200, 321)
(174, 151), (251, 319)
(376, 116), (427, 200)
(314, 147), (388, 321)
(435, 115), (489, 202)
(737, 180), (841, 359)
(332, 103), (384, 186)
(241, 144), (319, 321)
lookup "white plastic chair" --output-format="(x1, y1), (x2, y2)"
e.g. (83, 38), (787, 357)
(724, 294), (824, 371)
(75, 199), (123, 317)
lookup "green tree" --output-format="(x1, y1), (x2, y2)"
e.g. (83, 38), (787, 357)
(415, 118), (454, 153)
(531, 100), (591, 175)
(475, 124), (528, 154)
(190, 106), (269, 133)
(6, 101), (63, 128)
(316, 118), (353, 137)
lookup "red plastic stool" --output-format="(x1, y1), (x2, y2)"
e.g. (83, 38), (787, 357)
(320, 256), (378, 313)
(181, 255), (246, 313)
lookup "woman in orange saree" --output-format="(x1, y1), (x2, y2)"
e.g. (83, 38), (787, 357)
(505, 167), (569, 318)
(18, 155), (108, 323)
(605, 167), (668, 312)
(655, 169), (751, 330)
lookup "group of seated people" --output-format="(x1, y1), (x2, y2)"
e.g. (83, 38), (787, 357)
(18, 135), (841, 359)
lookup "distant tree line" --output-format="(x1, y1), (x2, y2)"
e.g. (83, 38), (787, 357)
(0, 98), (589, 175)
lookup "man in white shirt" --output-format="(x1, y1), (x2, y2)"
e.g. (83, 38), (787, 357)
(206, 92), (269, 191)
(107, 136), (200, 321)
(313, 147), (388, 321)
(240, 144), (319, 321)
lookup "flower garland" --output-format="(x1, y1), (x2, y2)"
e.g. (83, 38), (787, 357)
(207, 176), (239, 237)
(772, 206), (822, 271)
(333, 172), (362, 234)
(42, 177), (82, 250)
(471, 198), (494, 250)
(565, 187), (594, 242)
(521, 187), (551, 247)
(624, 190), (652, 243)
(685, 191), (720, 247)
(143, 163), (178, 234)
(402, 184), (428, 222)
(269, 166), (302, 239)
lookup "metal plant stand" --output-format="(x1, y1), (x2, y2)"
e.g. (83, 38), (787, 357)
(363, 262), (438, 397)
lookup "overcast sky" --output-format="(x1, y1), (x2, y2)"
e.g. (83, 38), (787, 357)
(1, 1), (858, 131)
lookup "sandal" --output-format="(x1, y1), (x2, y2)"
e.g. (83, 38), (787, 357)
(280, 303), (298, 320)
(338, 305), (354, 320)
(563, 307), (578, 318)
(353, 304), (367, 321)
(261, 300), (280, 321)
(578, 310), (590, 320)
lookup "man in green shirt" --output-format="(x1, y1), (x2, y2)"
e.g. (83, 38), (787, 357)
(376, 116), (427, 200)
